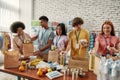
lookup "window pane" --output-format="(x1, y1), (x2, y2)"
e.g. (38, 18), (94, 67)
(0, 0), (19, 32)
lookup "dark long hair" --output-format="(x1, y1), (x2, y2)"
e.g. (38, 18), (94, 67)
(56, 23), (67, 35)
(100, 20), (115, 36)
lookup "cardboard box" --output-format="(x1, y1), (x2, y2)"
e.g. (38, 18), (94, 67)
(68, 58), (89, 72)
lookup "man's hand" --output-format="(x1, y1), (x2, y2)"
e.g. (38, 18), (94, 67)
(33, 50), (41, 56)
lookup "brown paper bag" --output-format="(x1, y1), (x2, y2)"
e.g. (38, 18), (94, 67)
(4, 50), (20, 68)
(48, 50), (59, 63)
(68, 58), (89, 72)
(22, 43), (34, 57)
(93, 56), (100, 75)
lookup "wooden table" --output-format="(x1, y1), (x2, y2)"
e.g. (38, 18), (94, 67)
(0, 65), (96, 80)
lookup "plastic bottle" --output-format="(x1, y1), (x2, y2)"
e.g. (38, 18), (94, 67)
(111, 62), (117, 77)
(60, 53), (64, 65)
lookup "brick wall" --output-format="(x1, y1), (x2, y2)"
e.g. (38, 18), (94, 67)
(33, 0), (120, 31)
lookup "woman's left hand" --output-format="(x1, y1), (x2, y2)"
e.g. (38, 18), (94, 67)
(110, 47), (117, 52)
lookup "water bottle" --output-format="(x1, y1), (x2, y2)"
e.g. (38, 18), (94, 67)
(60, 53), (65, 65)
(111, 62), (117, 77)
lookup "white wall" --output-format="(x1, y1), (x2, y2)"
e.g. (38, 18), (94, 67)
(33, 0), (120, 31)
(19, 0), (33, 33)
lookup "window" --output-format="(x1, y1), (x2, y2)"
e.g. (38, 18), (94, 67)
(0, 0), (19, 32)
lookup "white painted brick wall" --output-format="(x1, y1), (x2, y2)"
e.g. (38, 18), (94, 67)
(33, 0), (120, 31)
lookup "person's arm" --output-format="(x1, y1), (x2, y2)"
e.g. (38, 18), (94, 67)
(13, 38), (19, 50)
(65, 39), (71, 52)
(40, 31), (54, 52)
(82, 31), (90, 48)
(111, 47), (119, 53)
(13, 38), (23, 54)
(64, 41), (68, 50)
(31, 35), (38, 41)
(61, 37), (68, 51)
(24, 32), (37, 42)
(34, 39), (53, 56)
(90, 36), (99, 57)
(110, 39), (120, 53)
(39, 39), (53, 51)
(92, 40), (99, 54)
(60, 39), (71, 54)
(119, 42), (120, 53)
(63, 32), (73, 54)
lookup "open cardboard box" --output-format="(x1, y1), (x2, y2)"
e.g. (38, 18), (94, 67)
(68, 57), (89, 72)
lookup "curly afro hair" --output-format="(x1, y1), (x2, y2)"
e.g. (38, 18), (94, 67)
(10, 21), (25, 33)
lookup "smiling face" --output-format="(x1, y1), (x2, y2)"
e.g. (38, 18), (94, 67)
(56, 26), (62, 36)
(75, 24), (81, 31)
(103, 24), (112, 36)
(101, 21), (115, 36)
(17, 27), (23, 36)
